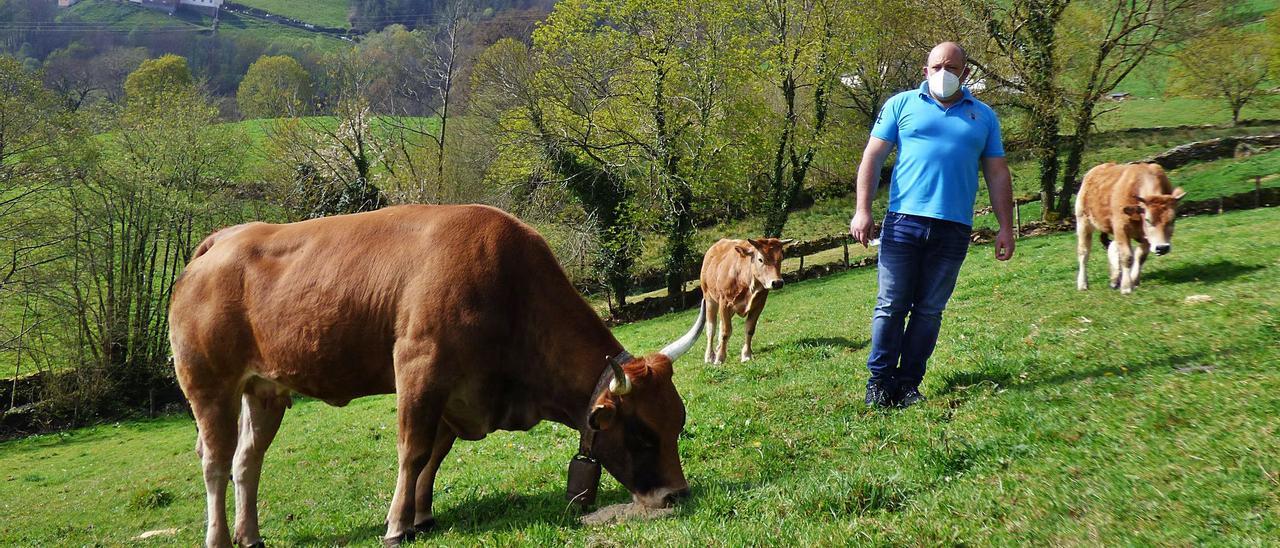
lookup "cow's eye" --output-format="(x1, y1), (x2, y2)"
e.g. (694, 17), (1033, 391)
(756, 257), (763, 263)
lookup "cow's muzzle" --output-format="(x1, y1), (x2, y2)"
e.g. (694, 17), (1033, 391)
(1154, 244), (1171, 256)
(767, 279), (785, 290)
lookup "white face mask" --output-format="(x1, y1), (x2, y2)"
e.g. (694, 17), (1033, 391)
(928, 69), (961, 99)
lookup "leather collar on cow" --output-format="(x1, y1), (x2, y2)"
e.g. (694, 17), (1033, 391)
(566, 350), (632, 507)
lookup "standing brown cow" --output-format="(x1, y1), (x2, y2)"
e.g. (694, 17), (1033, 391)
(1075, 162), (1186, 294)
(699, 238), (792, 364)
(169, 205), (705, 547)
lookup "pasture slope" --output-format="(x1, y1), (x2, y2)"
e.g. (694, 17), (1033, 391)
(0, 207), (1277, 545)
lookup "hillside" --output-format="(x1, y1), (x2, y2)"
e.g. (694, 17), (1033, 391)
(1, 206), (1276, 544)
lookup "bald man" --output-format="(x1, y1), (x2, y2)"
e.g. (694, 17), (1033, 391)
(849, 42), (1015, 409)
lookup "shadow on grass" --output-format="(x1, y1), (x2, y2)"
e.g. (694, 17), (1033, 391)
(937, 351), (1211, 397)
(293, 477), (781, 544)
(1142, 260), (1264, 285)
(790, 336), (870, 352)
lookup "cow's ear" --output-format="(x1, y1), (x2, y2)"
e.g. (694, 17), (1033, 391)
(1133, 195), (1146, 204)
(735, 244), (753, 257)
(746, 238), (763, 250)
(1171, 187), (1186, 201)
(1122, 205), (1144, 216)
(588, 402), (616, 431)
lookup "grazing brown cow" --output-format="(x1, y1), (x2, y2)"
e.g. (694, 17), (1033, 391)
(699, 238), (792, 364)
(1075, 162), (1186, 294)
(169, 205), (705, 548)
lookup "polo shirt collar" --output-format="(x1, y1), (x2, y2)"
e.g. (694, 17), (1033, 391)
(916, 81), (974, 107)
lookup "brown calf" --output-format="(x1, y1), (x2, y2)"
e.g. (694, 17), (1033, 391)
(699, 238), (792, 364)
(1075, 162), (1186, 294)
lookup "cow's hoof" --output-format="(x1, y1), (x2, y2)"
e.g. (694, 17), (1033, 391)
(1110, 281), (1120, 290)
(740, 355), (752, 363)
(383, 530), (415, 547)
(242, 542), (265, 548)
(413, 518), (436, 533)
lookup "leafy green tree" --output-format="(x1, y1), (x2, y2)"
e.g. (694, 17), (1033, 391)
(123, 54), (193, 108)
(1168, 29), (1271, 126)
(471, 37), (641, 311)
(1052, 0), (1205, 217)
(237, 55), (314, 119)
(749, 0), (846, 237)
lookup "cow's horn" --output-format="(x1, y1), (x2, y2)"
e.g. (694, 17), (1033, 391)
(659, 300), (707, 362)
(609, 355), (632, 396)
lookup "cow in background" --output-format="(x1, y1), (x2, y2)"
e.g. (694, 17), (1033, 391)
(1075, 162), (1186, 294)
(699, 238), (792, 364)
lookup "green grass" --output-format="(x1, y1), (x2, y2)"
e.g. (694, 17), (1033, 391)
(59, 0), (347, 52)
(234, 0), (351, 29)
(1093, 97), (1280, 131)
(2, 207), (1277, 545)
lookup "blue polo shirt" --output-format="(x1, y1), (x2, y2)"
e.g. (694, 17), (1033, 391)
(870, 82), (1005, 226)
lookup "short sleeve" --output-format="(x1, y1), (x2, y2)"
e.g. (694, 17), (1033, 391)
(981, 108), (1005, 158)
(870, 95), (901, 145)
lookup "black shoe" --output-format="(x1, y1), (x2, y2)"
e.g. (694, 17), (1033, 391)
(864, 384), (892, 408)
(896, 387), (926, 408)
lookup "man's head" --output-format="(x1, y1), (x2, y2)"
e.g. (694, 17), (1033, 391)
(923, 42), (970, 101)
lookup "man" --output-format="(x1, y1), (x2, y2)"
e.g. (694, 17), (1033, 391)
(849, 42), (1015, 409)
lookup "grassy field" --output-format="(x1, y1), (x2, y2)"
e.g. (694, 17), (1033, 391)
(2, 206), (1276, 545)
(234, 0), (351, 29)
(61, 0), (347, 52)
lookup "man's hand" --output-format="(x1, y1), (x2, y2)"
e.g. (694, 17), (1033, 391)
(994, 227), (1015, 261)
(849, 210), (874, 247)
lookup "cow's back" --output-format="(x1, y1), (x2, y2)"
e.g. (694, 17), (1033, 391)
(700, 239), (750, 304)
(170, 205), (565, 404)
(1077, 163), (1172, 232)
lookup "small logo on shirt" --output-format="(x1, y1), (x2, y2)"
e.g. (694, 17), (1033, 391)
(969, 110), (977, 120)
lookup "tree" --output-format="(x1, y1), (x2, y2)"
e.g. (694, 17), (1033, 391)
(1052, 0), (1205, 217)
(237, 55), (315, 119)
(267, 49), (389, 219)
(751, 0), (844, 237)
(0, 55), (74, 376)
(471, 38), (641, 312)
(123, 54), (193, 108)
(960, 0), (1071, 220)
(1168, 29), (1272, 126)
(836, 0), (928, 129)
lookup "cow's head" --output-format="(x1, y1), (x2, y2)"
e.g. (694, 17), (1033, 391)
(587, 303), (705, 508)
(736, 238), (794, 290)
(1124, 188), (1185, 255)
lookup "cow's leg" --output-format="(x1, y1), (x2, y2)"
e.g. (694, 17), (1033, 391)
(1114, 238), (1136, 294)
(232, 378), (289, 548)
(385, 353), (443, 546)
(1076, 220), (1093, 290)
(412, 427), (457, 532)
(1107, 239), (1122, 290)
(714, 302), (733, 365)
(1131, 240), (1149, 287)
(704, 297), (720, 363)
(188, 383), (242, 548)
(741, 292), (769, 363)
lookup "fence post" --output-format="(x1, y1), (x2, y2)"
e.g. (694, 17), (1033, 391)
(1014, 202), (1021, 238)
(798, 254), (805, 275)
(843, 236), (849, 267)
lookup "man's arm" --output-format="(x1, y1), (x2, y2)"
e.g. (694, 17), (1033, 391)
(849, 137), (896, 246)
(982, 155), (1015, 261)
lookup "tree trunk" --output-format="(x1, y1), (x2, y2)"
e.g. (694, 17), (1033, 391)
(1057, 102), (1096, 219)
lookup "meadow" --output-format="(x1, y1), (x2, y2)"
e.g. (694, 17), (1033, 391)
(2, 206), (1276, 545)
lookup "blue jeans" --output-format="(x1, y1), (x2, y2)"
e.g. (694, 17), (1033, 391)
(866, 212), (970, 392)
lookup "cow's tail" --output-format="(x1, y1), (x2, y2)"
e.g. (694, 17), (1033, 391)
(1100, 232), (1111, 249)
